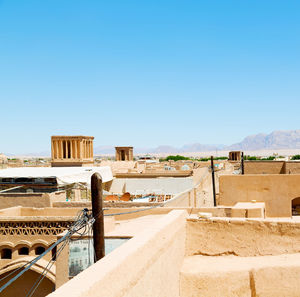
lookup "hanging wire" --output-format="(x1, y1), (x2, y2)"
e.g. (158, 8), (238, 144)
(0, 201), (168, 295)
(0, 208), (92, 295)
(25, 238), (70, 297)
(0, 255), (40, 283)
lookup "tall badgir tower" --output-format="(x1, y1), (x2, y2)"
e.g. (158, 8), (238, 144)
(51, 136), (94, 167)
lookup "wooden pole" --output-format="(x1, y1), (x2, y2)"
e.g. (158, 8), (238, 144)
(91, 173), (105, 261)
(211, 156), (217, 207)
(241, 152), (245, 175)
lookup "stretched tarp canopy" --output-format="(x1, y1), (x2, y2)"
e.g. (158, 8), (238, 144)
(0, 166), (113, 186)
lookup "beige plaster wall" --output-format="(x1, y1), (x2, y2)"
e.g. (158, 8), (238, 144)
(165, 167), (211, 208)
(0, 191), (66, 210)
(181, 217), (300, 296)
(48, 191), (66, 203)
(19, 207), (79, 217)
(286, 162), (300, 174)
(219, 174), (300, 217)
(180, 253), (300, 297)
(0, 193), (51, 209)
(48, 210), (187, 297)
(244, 161), (285, 174)
(186, 217), (300, 257)
(244, 161), (300, 175)
(0, 206), (22, 216)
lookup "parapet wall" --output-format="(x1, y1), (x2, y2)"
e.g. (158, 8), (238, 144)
(181, 217), (300, 297)
(186, 217), (300, 257)
(48, 210), (187, 297)
(244, 161), (300, 175)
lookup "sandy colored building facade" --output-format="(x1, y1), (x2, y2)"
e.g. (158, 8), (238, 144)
(219, 174), (300, 217)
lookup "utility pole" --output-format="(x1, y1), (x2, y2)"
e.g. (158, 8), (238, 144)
(91, 173), (105, 261)
(241, 152), (244, 175)
(211, 156), (217, 207)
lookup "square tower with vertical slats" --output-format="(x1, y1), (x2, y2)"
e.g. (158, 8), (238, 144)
(51, 136), (94, 167)
(115, 146), (134, 161)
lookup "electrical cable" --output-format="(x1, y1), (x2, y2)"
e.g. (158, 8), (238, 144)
(0, 208), (91, 294)
(25, 238), (70, 297)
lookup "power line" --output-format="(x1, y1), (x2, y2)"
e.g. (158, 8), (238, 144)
(0, 203), (168, 295)
(0, 209), (92, 295)
(25, 238), (70, 297)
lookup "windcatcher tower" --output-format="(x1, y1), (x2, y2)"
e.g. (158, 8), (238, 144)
(115, 146), (134, 161)
(51, 136), (94, 167)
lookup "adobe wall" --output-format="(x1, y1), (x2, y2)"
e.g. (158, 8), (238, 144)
(0, 206), (22, 216)
(244, 161), (285, 174)
(286, 162), (300, 174)
(219, 174), (300, 217)
(165, 167), (211, 208)
(0, 193), (51, 209)
(0, 191), (66, 210)
(181, 217), (300, 297)
(49, 191), (66, 203)
(49, 210), (187, 297)
(180, 253), (300, 297)
(244, 161), (300, 175)
(186, 217), (300, 257)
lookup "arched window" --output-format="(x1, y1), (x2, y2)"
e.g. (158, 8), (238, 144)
(35, 246), (46, 255)
(1, 248), (12, 259)
(18, 247), (29, 255)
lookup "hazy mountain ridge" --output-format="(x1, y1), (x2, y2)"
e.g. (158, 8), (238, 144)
(93, 144), (224, 155)
(89, 130), (300, 154)
(4, 130), (300, 156)
(229, 130), (300, 150)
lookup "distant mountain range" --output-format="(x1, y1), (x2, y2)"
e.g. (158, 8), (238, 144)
(228, 130), (300, 151)
(94, 130), (300, 154)
(4, 130), (300, 156)
(94, 144), (225, 155)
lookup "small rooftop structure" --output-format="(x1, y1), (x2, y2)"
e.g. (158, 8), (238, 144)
(228, 151), (242, 161)
(51, 136), (94, 167)
(115, 146), (133, 161)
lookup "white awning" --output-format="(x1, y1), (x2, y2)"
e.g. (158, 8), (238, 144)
(0, 166), (113, 186)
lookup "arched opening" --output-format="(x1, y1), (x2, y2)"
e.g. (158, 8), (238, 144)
(0, 268), (55, 297)
(1, 248), (12, 259)
(18, 247), (29, 255)
(35, 246), (46, 255)
(291, 197), (300, 215)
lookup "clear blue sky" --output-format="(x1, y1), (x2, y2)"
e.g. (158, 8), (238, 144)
(0, 0), (300, 154)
